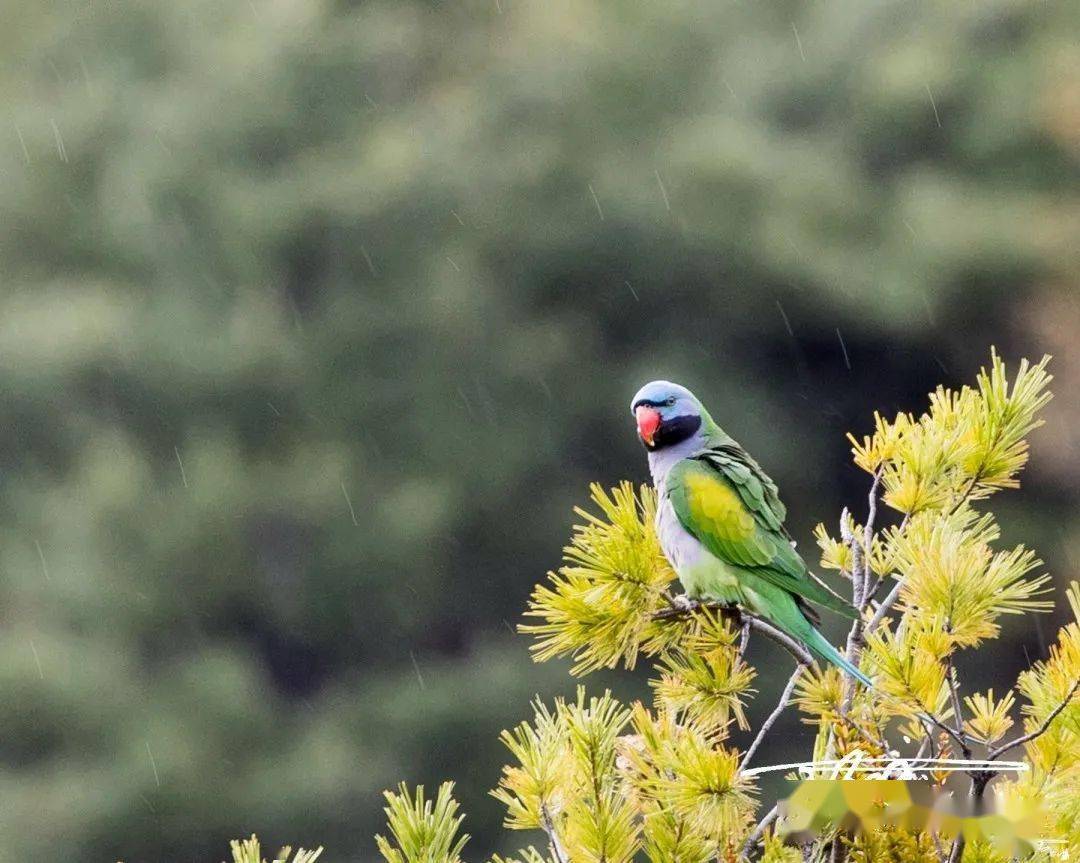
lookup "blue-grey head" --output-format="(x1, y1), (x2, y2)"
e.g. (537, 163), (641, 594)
(630, 380), (710, 451)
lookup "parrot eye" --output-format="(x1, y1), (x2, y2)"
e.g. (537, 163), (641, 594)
(665, 397), (676, 406)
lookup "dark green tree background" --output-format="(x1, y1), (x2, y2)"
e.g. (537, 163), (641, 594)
(0, 1), (1077, 860)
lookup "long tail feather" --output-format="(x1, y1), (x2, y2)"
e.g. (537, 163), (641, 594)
(802, 627), (873, 689)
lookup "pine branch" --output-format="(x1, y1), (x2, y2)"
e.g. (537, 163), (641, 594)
(919, 708), (973, 760)
(867, 470), (990, 643)
(490, 352), (1061, 863)
(653, 601), (813, 665)
(837, 713), (886, 753)
(988, 676), (1080, 760)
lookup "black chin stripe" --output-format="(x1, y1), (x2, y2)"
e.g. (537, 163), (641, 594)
(649, 414), (702, 449)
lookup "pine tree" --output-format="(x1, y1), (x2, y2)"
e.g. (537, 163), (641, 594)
(373, 350), (1079, 863)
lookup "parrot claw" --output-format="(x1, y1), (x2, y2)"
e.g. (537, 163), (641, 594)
(668, 594), (697, 613)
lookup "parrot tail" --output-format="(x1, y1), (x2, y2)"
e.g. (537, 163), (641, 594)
(802, 626), (874, 689)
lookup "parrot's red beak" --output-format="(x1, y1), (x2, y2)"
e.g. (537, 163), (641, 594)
(635, 405), (661, 446)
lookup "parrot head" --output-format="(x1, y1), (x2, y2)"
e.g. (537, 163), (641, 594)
(630, 380), (706, 451)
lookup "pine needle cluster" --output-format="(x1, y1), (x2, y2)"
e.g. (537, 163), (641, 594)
(226, 836), (323, 863)
(520, 482), (681, 673)
(376, 351), (1080, 863)
(375, 782), (469, 863)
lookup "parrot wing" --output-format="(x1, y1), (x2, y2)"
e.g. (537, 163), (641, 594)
(666, 448), (857, 620)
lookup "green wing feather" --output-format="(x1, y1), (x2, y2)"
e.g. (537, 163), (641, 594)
(667, 448), (857, 620)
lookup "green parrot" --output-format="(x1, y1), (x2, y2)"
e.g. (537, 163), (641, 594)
(631, 380), (871, 686)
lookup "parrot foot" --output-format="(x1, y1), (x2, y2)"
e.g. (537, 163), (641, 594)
(668, 594), (698, 613)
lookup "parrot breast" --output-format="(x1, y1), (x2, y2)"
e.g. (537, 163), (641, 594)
(646, 433), (741, 602)
(655, 494), (741, 601)
(655, 495), (703, 574)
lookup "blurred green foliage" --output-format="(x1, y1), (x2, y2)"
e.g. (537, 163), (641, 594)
(0, 0), (1078, 860)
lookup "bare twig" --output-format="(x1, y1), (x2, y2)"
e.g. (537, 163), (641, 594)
(740, 804), (778, 861)
(931, 832), (946, 863)
(741, 663), (808, 771)
(739, 620), (752, 658)
(863, 571), (888, 606)
(860, 469), (883, 608)
(748, 616), (813, 665)
(918, 709), (973, 760)
(945, 644), (965, 737)
(830, 831), (847, 863)
(865, 577), (904, 635)
(863, 513), (912, 635)
(841, 507), (863, 610)
(840, 469), (882, 715)
(839, 617), (867, 716)
(989, 676), (1080, 760)
(540, 805), (568, 863)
